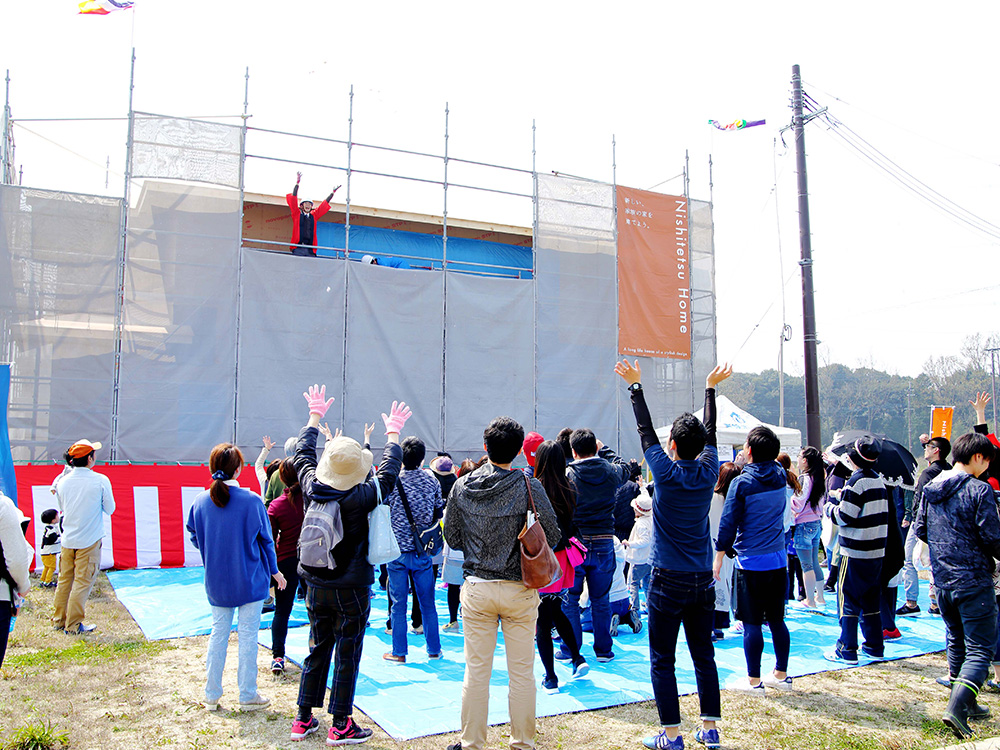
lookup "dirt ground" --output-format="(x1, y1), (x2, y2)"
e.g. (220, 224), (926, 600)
(0, 573), (992, 750)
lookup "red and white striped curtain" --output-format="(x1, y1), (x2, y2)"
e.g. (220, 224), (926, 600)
(15, 464), (263, 570)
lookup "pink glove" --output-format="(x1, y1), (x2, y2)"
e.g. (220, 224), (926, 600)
(303, 384), (335, 418)
(381, 401), (412, 434)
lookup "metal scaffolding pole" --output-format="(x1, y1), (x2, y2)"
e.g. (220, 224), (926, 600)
(345, 85), (353, 260)
(440, 103), (449, 452)
(232, 66), (250, 444)
(110, 48), (136, 461)
(532, 119), (538, 432)
(612, 134), (620, 452)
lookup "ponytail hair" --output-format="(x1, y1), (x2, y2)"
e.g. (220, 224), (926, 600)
(777, 452), (801, 494)
(278, 458), (302, 508)
(209, 443), (244, 508)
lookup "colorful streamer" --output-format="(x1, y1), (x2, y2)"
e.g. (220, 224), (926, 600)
(79, 0), (134, 15)
(708, 118), (766, 131)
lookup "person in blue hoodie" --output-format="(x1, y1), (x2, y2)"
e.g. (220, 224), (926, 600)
(915, 431), (1000, 739)
(616, 358), (731, 750)
(715, 425), (791, 694)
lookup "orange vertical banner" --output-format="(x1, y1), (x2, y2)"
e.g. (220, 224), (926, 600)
(617, 186), (691, 359)
(930, 406), (954, 439)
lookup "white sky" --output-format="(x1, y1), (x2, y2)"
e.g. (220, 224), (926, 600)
(5, 1), (999, 377)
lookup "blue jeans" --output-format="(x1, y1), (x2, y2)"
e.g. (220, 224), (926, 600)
(938, 585), (998, 688)
(206, 600), (263, 703)
(628, 563), (652, 611)
(647, 569), (721, 727)
(902, 524), (920, 603)
(388, 551), (441, 657)
(563, 537), (616, 659)
(793, 521), (823, 577)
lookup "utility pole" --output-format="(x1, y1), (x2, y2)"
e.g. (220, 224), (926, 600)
(987, 347), (999, 430)
(791, 64), (821, 448)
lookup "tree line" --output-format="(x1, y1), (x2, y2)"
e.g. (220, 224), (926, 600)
(723, 333), (1000, 453)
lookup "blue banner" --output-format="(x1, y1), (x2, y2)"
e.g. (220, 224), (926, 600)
(0, 364), (15, 505)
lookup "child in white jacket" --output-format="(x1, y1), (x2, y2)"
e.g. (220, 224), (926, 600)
(624, 489), (653, 614)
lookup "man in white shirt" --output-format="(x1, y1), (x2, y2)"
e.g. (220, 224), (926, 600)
(52, 439), (116, 634)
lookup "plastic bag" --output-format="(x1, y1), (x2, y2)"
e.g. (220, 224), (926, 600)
(367, 479), (401, 566)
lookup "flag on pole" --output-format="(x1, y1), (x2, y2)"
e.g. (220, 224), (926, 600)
(708, 118), (766, 131)
(79, 0), (134, 15)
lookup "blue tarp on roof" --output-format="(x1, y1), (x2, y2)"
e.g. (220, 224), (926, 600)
(316, 222), (532, 278)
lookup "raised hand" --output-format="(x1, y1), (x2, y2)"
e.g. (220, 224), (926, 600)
(364, 422), (375, 444)
(304, 384), (335, 418)
(317, 422), (333, 442)
(381, 401), (412, 435)
(707, 363), (733, 388)
(296, 171), (302, 184)
(970, 391), (992, 422)
(262, 435), (275, 452)
(615, 358), (641, 385)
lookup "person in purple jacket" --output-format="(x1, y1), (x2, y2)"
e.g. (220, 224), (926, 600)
(616, 358), (731, 750)
(186, 443), (287, 712)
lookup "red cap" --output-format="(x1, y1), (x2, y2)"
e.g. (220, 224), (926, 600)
(523, 432), (544, 467)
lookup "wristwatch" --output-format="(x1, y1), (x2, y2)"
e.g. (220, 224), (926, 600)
(628, 382), (642, 393)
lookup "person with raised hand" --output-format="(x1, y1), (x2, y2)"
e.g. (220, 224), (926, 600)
(617, 358), (731, 750)
(290, 386), (409, 745)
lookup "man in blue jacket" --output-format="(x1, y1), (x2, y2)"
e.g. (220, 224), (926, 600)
(562, 427), (631, 663)
(714, 426), (791, 694)
(616, 358), (731, 750)
(915, 432), (1000, 738)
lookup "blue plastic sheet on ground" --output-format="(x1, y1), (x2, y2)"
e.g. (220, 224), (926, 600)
(263, 581), (947, 740)
(106, 567), (309, 640)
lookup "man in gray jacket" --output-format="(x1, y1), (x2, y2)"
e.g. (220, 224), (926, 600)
(915, 432), (1000, 739)
(444, 416), (560, 750)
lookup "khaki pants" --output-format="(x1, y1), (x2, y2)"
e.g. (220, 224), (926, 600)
(460, 579), (539, 750)
(52, 540), (102, 631)
(40, 554), (58, 584)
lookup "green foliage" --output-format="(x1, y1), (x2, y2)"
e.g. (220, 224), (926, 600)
(5, 639), (168, 671)
(726, 333), (999, 450)
(1, 720), (69, 750)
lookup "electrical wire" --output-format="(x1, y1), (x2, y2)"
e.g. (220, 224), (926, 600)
(805, 108), (1000, 242)
(12, 122), (122, 179)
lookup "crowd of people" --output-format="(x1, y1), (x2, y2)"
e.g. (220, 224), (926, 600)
(2, 378), (1000, 749)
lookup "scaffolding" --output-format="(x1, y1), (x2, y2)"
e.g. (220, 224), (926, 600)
(0, 67), (716, 464)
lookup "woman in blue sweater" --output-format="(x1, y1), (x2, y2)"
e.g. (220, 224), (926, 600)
(187, 443), (286, 712)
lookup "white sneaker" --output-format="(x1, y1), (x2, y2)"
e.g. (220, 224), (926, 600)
(205, 700), (221, 712)
(239, 694), (270, 711)
(762, 673), (793, 691)
(728, 677), (766, 695)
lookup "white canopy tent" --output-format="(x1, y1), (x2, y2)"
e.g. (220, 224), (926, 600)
(654, 394), (803, 462)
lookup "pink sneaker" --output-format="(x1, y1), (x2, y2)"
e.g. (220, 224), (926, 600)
(327, 717), (373, 745)
(291, 715), (319, 741)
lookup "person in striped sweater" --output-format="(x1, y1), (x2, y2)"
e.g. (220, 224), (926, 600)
(824, 436), (889, 665)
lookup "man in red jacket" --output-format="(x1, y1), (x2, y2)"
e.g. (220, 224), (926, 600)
(287, 172), (339, 256)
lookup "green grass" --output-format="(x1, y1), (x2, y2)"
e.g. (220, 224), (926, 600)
(5, 639), (170, 671)
(0, 720), (69, 750)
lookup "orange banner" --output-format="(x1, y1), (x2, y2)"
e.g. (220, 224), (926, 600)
(617, 186), (691, 359)
(930, 406), (954, 440)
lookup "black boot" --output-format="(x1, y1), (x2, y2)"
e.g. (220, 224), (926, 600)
(969, 701), (991, 721)
(943, 681), (977, 738)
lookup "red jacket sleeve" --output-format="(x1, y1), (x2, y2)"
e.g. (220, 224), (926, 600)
(314, 200), (331, 220)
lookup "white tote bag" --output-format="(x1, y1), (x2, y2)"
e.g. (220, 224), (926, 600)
(367, 477), (401, 566)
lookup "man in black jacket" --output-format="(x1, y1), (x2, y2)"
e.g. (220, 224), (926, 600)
(289, 386), (409, 745)
(561, 428), (630, 663)
(898, 436), (951, 617)
(915, 432), (1000, 738)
